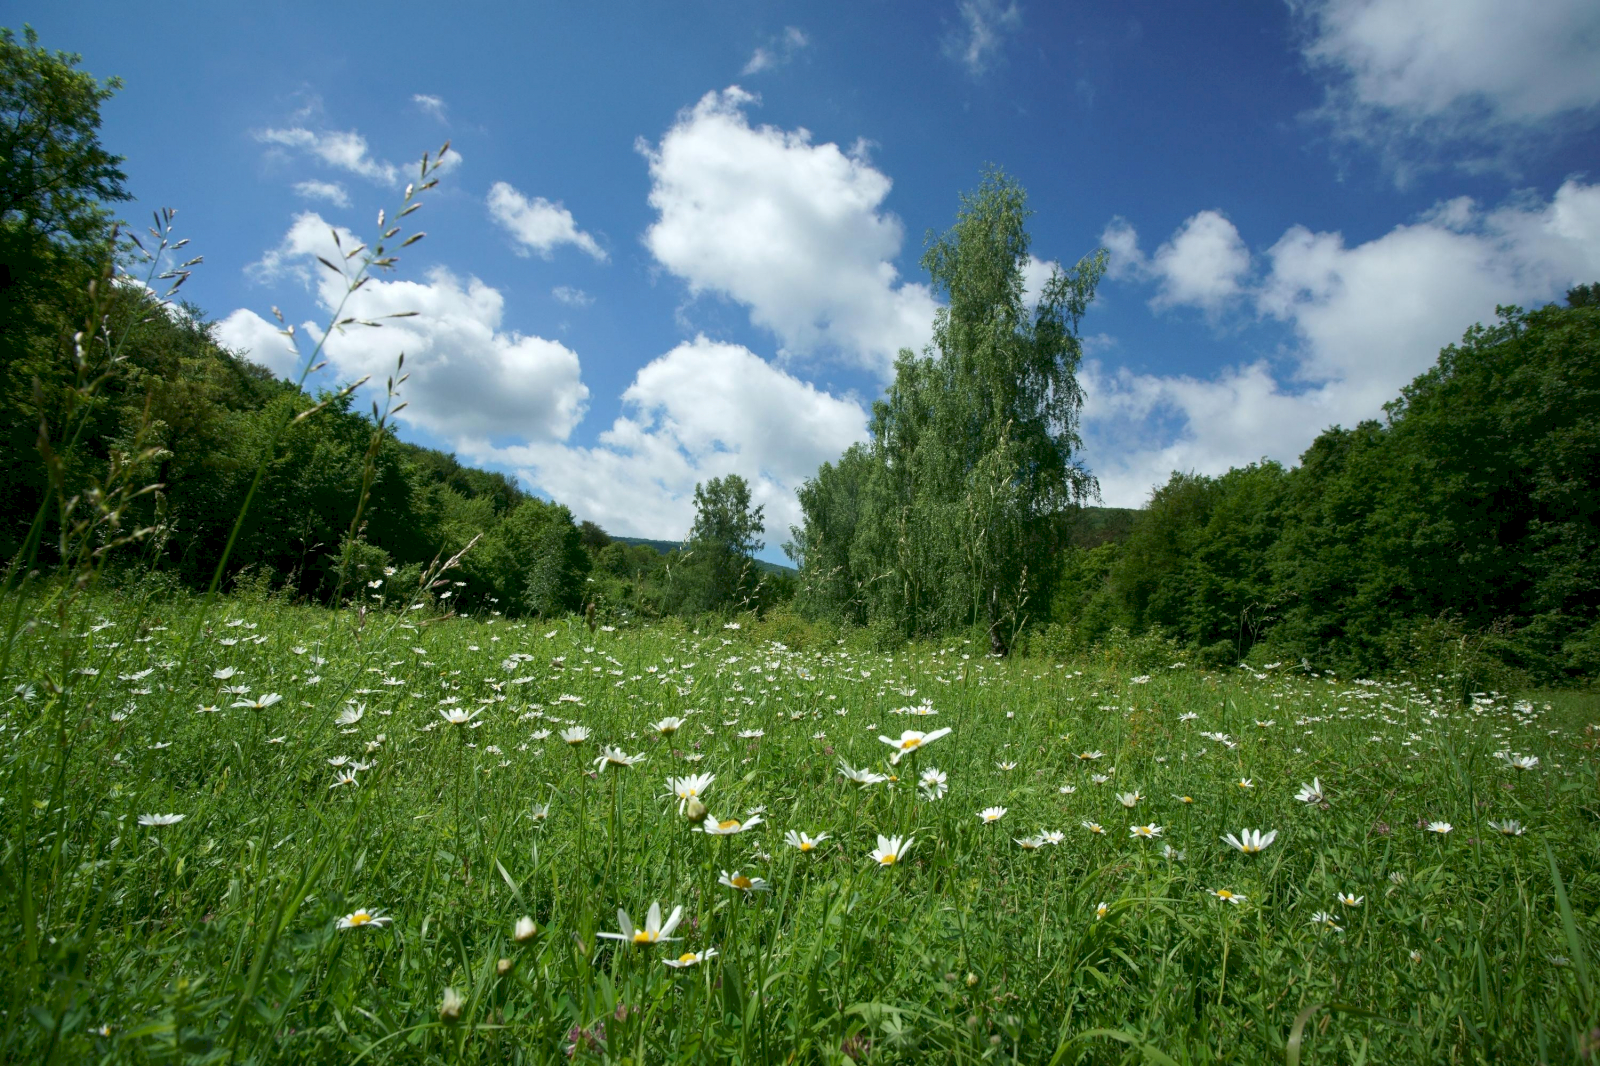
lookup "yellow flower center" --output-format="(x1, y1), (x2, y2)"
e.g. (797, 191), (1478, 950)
(632, 930), (655, 944)
(1242, 844), (1259, 853)
(879, 853), (897, 865)
(732, 876), (752, 890)
(1216, 891), (1234, 900)
(677, 952), (697, 964)
(901, 737), (920, 749)
(1181, 796), (1193, 803)
(799, 841), (814, 852)
(348, 912), (372, 925)
(718, 819), (740, 831)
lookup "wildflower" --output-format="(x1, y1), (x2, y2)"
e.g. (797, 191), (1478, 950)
(664, 948), (717, 968)
(231, 693), (283, 711)
(337, 909), (393, 929)
(329, 770), (359, 789)
(1178, 711), (1198, 722)
(559, 726), (591, 745)
(1209, 888), (1245, 904)
(878, 727), (951, 764)
(1015, 835), (1046, 850)
(439, 707), (483, 727)
(1310, 911), (1343, 932)
(1338, 892), (1363, 906)
(1408, 949), (1423, 963)
(870, 834), (912, 866)
(597, 902), (683, 945)
(701, 813), (763, 835)
(212, 666), (238, 680)
(594, 745), (645, 771)
(1487, 819), (1525, 836)
(838, 761), (888, 786)
(1058, 784), (1077, 795)
(719, 869), (770, 894)
(1161, 844), (1186, 861)
(336, 705), (365, 726)
(1129, 823), (1163, 839)
(137, 813), (185, 827)
(1082, 820), (1105, 835)
(514, 916), (538, 943)
(1077, 750), (1105, 761)
(784, 830), (829, 852)
(977, 806), (1008, 824)
(919, 766), (948, 800)
(1236, 778), (1254, 789)
(1175, 794), (1194, 804)
(995, 760), (1018, 771)
(1116, 790), (1141, 808)
(1426, 821), (1453, 834)
(1221, 828), (1278, 854)
(1502, 753), (1539, 771)
(650, 716), (686, 736)
(1095, 901), (1109, 920)
(737, 728), (765, 740)
(1294, 778), (1326, 804)
(667, 773), (714, 813)
(1042, 830), (1066, 845)
(439, 987), (464, 1023)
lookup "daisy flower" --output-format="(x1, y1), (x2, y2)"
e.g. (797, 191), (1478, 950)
(337, 909), (392, 929)
(1236, 778), (1254, 789)
(1310, 911), (1343, 932)
(1058, 784), (1077, 795)
(870, 834), (913, 866)
(918, 767), (948, 800)
(439, 707), (483, 727)
(1337, 892), (1363, 906)
(666, 773), (714, 813)
(1082, 820), (1105, 835)
(1487, 819), (1525, 836)
(559, 726), (591, 745)
(1426, 821), (1453, 834)
(1116, 790), (1141, 808)
(995, 760), (1018, 772)
(1042, 830), (1066, 845)
(718, 870), (770, 894)
(137, 813), (185, 827)
(838, 761), (889, 786)
(701, 813), (763, 835)
(1208, 888), (1245, 904)
(1221, 828), (1278, 854)
(664, 948), (717, 968)
(1077, 751), (1105, 761)
(1294, 779), (1326, 804)
(650, 717), (686, 736)
(1015, 835), (1046, 850)
(977, 806), (1008, 824)
(597, 902), (683, 945)
(231, 693), (283, 711)
(1129, 823), (1163, 839)
(784, 830), (829, 852)
(878, 727), (951, 764)
(1094, 901), (1109, 920)
(594, 746), (646, 771)
(513, 916), (538, 943)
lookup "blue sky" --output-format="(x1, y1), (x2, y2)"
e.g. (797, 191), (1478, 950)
(20, 1), (1600, 560)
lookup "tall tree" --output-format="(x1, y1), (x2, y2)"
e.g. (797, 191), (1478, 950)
(796, 168), (1104, 652)
(686, 474), (764, 613)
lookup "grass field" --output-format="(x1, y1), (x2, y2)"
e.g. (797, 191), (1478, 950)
(3, 584), (1597, 1064)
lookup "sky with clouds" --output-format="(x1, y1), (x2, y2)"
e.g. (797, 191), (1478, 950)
(24, 1), (1600, 559)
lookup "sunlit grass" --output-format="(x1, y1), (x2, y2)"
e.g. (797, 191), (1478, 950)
(2, 588), (1596, 1063)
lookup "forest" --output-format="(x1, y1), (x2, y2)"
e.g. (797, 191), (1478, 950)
(3, 26), (1596, 689)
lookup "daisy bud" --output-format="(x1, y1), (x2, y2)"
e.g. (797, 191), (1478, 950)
(965, 972), (979, 987)
(513, 916), (537, 943)
(683, 797), (708, 823)
(439, 987), (464, 1024)
(496, 958), (513, 977)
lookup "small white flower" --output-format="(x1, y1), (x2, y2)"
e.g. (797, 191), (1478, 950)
(137, 813), (185, 827)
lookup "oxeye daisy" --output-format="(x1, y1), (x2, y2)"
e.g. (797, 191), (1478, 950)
(878, 727), (951, 764)
(1116, 790), (1141, 808)
(701, 813), (763, 835)
(1487, 819), (1525, 836)
(1425, 821), (1453, 835)
(1221, 828), (1278, 854)
(650, 716), (686, 736)
(1236, 778), (1254, 790)
(1042, 830), (1066, 845)
(337, 909), (392, 929)
(666, 773), (714, 813)
(1015, 835), (1046, 850)
(439, 707), (483, 727)
(559, 726), (591, 745)
(870, 834), (913, 866)
(995, 760), (1018, 772)
(593, 745), (645, 771)
(1129, 823), (1163, 839)
(1337, 892), (1364, 906)
(718, 870), (770, 894)
(1082, 820), (1105, 835)
(1094, 901), (1109, 920)
(1208, 888), (1245, 904)
(918, 767), (948, 800)
(597, 902), (683, 946)
(1295, 778), (1326, 804)
(137, 813), (185, 827)
(232, 692), (283, 711)
(784, 830), (829, 852)
(664, 948), (717, 968)
(1058, 784), (1077, 795)
(977, 806), (1008, 824)
(838, 761), (888, 786)
(1310, 910), (1343, 932)
(1077, 750), (1105, 761)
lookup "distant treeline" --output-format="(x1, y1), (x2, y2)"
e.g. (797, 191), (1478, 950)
(1042, 290), (1599, 683)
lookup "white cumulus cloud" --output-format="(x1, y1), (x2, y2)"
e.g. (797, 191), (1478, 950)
(640, 86), (936, 378)
(413, 93), (447, 120)
(223, 212), (589, 445)
(486, 181), (607, 261)
(257, 127), (400, 185)
(1099, 210), (1251, 313)
(1084, 180), (1600, 505)
(469, 335), (869, 540)
(292, 180), (350, 208)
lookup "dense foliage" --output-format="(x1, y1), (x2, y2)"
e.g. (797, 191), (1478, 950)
(1053, 296), (1600, 686)
(789, 171), (1105, 654)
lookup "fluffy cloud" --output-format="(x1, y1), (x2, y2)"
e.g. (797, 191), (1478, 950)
(945, 0), (1022, 76)
(219, 212), (589, 445)
(486, 181), (607, 261)
(214, 307), (301, 379)
(1296, 0), (1600, 175)
(641, 87), (937, 377)
(257, 127), (399, 185)
(470, 336), (869, 540)
(1084, 181), (1600, 505)
(1099, 210), (1250, 313)
(412, 93), (447, 120)
(292, 179), (350, 208)
(743, 26), (809, 75)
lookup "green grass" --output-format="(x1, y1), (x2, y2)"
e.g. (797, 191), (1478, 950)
(2, 585), (1596, 1064)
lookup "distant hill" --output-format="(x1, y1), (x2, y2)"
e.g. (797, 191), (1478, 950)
(611, 536), (798, 577)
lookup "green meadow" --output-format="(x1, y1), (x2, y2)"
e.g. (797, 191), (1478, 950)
(4, 586), (1597, 1064)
